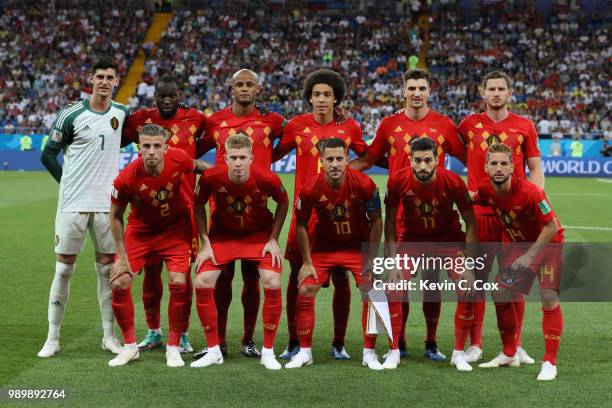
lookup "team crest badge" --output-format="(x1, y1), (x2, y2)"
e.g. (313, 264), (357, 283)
(232, 199), (246, 212)
(331, 204), (347, 219)
(156, 189), (168, 201)
(501, 212), (513, 226)
(110, 117), (119, 131)
(419, 201), (433, 215)
(486, 134), (502, 147)
(499, 267), (518, 285)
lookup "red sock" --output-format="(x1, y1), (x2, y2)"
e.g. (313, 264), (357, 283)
(542, 305), (563, 365)
(168, 283), (189, 347)
(454, 301), (474, 350)
(241, 262), (260, 344)
(470, 300), (485, 348)
(513, 296), (525, 346)
(286, 265), (300, 341)
(181, 273), (193, 333)
(112, 287), (135, 344)
(142, 262), (163, 330)
(494, 302), (517, 357)
(388, 301), (403, 350)
(214, 263), (234, 345)
(423, 301), (441, 342)
(296, 295), (315, 348)
(195, 288), (218, 348)
(262, 288), (282, 349)
(362, 302), (377, 349)
(399, 301), (409, 348)
(331, 272), (351, 345)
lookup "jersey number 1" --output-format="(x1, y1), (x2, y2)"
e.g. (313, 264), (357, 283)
(99, 134), (105, 150)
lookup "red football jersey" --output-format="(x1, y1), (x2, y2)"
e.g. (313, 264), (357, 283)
(112, 148), (194, 233)
(122, 106), (210, 193)
(386, 166), (472, 241)
(296, 168), (379, 252)
(474, 177), (564, 243)
(368, 110), (464, 175)
(194, 165), (288, 234)
(276, 113), (367, 201)
(457, 112), (541, 214)
(204, 107), (285, 169)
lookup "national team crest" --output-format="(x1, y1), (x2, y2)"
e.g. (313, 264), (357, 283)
(501, 212), (513, 226)
(156, 189), (168, 201)
(110, 117), (119, 131)
(419, 201), (433, 215)
(232, 199), (246, 212)
(499, 267), (518, 285)
(331, 204), (347, 219)
(486, 134), (501, 147)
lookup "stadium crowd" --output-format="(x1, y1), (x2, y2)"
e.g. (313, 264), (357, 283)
(0, 1), (609, 141)
(0, 1), (152, 133)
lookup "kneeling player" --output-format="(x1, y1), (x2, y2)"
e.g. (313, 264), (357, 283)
(108, 124), (209, 367)
(475, 143), (563, 381)
(384, 137), (478, 370)
(286, 138), (401, 370)
(191, 133), (289, 370)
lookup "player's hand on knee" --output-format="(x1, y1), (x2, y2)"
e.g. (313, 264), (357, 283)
(110, 258), (133, 284)
(262, 238), (282, 268)
(298, 262), (318, 287)
(511, 254), (533, 272)
(194, 244), (217, 272)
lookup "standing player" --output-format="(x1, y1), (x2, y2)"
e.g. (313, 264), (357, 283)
(384, 137), (477, 369)
(194, 69), (286, 359)
(38, 58), (128, 358)
(286, 138), (401, 370)
(190, 133), (289, 370)
(351, 69), (466, 359)
(273, 68), (368, 360)
(108, 124), (209, 367)
(474, 143), (563, 381)
(122, 74), (210, 354)
(457, 71), (544, 364)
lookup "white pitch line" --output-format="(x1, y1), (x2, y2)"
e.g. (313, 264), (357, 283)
(565, 225), (612, 231)
(596, 178), (612, 184)
(549, 193), (612, 196)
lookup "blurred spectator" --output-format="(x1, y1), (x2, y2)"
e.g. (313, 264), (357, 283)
(601, 138), (612, 157)
(570, 135), (584, 158)
(19, 134), (33, 151)
(550, 135), (562, 157)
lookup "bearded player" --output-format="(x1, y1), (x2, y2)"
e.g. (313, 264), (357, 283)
(108, 124), (209, 367)
(272, 69), (369, 360)
(456, 71), (544, 365)
(285, 138), (402, 370)
(121, 74), (211, 354)
(352, 69), (466, 360)
(191, 133), (289, 370)
(193, 69), (286, 359)
(474, 143), (563, 381)
(384, 137), (478, 370)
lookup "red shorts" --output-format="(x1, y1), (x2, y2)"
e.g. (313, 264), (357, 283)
(144, 205), (198, 266)
(197, 228), (282, 274)
(496, 243), (563, 294)
(302, 250), (367, 287)
(125, 222), (192, 274)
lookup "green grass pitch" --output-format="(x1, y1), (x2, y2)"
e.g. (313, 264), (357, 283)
(1, 172), (611, 407)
